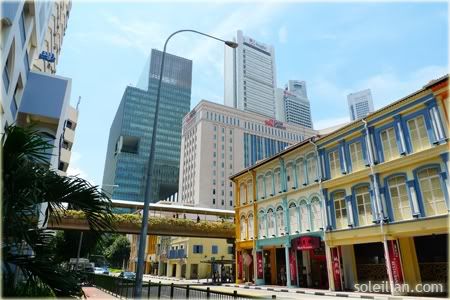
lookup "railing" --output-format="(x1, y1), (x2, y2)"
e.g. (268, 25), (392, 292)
(84, 273), (272, 299)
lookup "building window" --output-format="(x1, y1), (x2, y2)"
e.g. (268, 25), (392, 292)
(248, 213), (254, 239)
(276, 206), (285, 236)
(193, 245), (203, 254)
(212, 245), (218, 254)
(247, 181), (253, 203)
(257, 177), (264, 199)
(417, 167), (446, 216)
(387, 176), (411, 221)
(299, 201), (309, 232)
(274, 169), (281, 193)
(380, 127), (398, 162)
(286, 164), (294, 190)
(354, 185), (372, 226)
(267, 209), (275, 237)
(307, 155), (317, 183)
(310, 197), (322, 231)
(333, 191), (347, 229)
(289, 202), (299, 233)
(295, 159), (304, 187)
(19, 11), (26, 47)
(264, 173), (273, 197)
(258, 213), (266, 239)
(349, 142), (364, 172)
(240, 216), (247, 240)
(329, 150), (341, 178)
(407, 116), (429, 152)
(239, 183), (246, 205)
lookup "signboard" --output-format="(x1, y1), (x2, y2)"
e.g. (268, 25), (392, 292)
(256, 252), (263, 279)
(264, 119), (286, 130)
(38, 51), (55, 63)
(289, 247), (297, 285)
(331, 247), (342, 291)
(244, 37), (268, 51)
(296, 236), (320, 250)
(388, 240), (404, 285)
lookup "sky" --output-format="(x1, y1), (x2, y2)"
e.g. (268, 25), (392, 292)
(56, 1), (449, 186)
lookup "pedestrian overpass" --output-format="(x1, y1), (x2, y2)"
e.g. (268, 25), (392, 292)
(47, 199), (236, 239)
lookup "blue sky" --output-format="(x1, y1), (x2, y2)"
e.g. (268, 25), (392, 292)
(57, 1), (448, 186)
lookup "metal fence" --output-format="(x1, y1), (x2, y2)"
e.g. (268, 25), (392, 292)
(84, 273), (273, 299)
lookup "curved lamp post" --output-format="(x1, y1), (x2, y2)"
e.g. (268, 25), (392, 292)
(133, 30), (238, 297)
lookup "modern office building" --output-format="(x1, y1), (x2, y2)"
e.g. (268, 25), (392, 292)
(102, 49), (192, 203)
(224, 30), (277, 118)
(178, 100), (317, 210)
(1, 1), (54, 134)
(231, 74), (448, 297)
(275, 80), (313, 129)
(32, 0), (72, 74)
(347, 89), (374, 121)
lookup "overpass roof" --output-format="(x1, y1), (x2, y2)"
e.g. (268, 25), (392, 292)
(111, 199), (235, 218)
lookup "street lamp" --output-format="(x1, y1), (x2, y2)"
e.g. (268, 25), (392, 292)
(133, 29), (238, 297)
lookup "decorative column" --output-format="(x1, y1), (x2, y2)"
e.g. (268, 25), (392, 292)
(406, 180), (421, 217)
(339, 140), (348, 174)
(345, 195), (355, 227)
(284, 243), (291, 287)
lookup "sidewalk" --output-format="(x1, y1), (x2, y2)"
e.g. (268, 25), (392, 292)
(223, 283), (448, 300)
(82, 287), (117, 299)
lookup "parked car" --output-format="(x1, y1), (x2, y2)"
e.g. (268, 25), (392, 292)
(94, 267), (109, 275)
(118, 271), (136, 280)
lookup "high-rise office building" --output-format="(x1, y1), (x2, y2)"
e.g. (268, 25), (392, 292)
(178, 100), (317, 209)
(102, 49), (192, 203)
(224, 30), (277, 118)
(347, 89), (374, 121)
(275, 80), (313, 129)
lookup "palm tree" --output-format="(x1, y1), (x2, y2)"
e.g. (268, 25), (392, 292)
(2, 125), (115, 297)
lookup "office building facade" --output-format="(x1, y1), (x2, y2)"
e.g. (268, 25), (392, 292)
(224, 30), (277, 118)
(102, 49), (192, 203)
(178, 100), (317, 210)
(275, 80), (313, 128)
(347, 89), (374, 121)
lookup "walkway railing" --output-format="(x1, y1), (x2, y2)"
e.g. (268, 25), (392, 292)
(84, 273), (272, 299)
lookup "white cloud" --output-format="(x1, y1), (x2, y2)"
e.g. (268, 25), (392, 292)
(278, 25), (288, 44)
(67, 151), (96, 186)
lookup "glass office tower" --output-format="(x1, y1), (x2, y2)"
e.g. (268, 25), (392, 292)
(102, 49), (192, 203)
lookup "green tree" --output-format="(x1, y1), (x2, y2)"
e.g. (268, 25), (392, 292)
(2, 125), (115, 297)
(105, 235), (131, 268)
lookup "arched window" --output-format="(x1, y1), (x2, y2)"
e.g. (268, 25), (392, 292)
(240, 215), (247, 240)
(247, 180), (253, 203)
(299, 201), (309, 232)
(354, 185), (372, 226)
(387, 175), (411, 221)
(276, 206), (285, 236)
(239, 183), (247, 205)
(267, 208), (276, 237)
(417, 167), (446, 216)
(333, 191), (347, 229)
(295, 159), (304, 187)
(310, 197), (322, 231)
(307, 154), (317, 183)
(289, 202), (299, 233)
(265, 173), (273, 197)
(286, 164), (294, 190)
(258, 211), (266, 239)
(274, 169), (281, 193)
(248, 213), (254, 239)
(257, 176), (264, 199)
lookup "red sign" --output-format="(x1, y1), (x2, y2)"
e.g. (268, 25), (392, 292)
(264, 119), (286, 130)
(388, 240), (404, 285)
(256, 252), (263, 279)
(331, 247), (342, 291)
(238, 252), (243, 280)
(296, 236), (320, 250)
(289, 247), (297, 285)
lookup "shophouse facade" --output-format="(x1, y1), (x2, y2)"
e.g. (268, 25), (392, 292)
(231, 75), (448, 296)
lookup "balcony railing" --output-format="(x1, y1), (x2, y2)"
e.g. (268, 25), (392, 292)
(168, 249), (185, 259)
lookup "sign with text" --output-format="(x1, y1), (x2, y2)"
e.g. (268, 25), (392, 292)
(289, 247), (297, 285)
(331, 247), (342, 291)
(264, 119), (286, 130)
(256, 252), (263, 279)
(38, 51), (55, 62)
(388, 240), (404, 285)
(295, 236), (321, 250)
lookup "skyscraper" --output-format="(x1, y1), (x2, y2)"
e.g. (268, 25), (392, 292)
(347, 89), (374, 121)
(275, 80), (313, 129)
(224, 30), (277, 118)
(102, 49), (192, 202)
